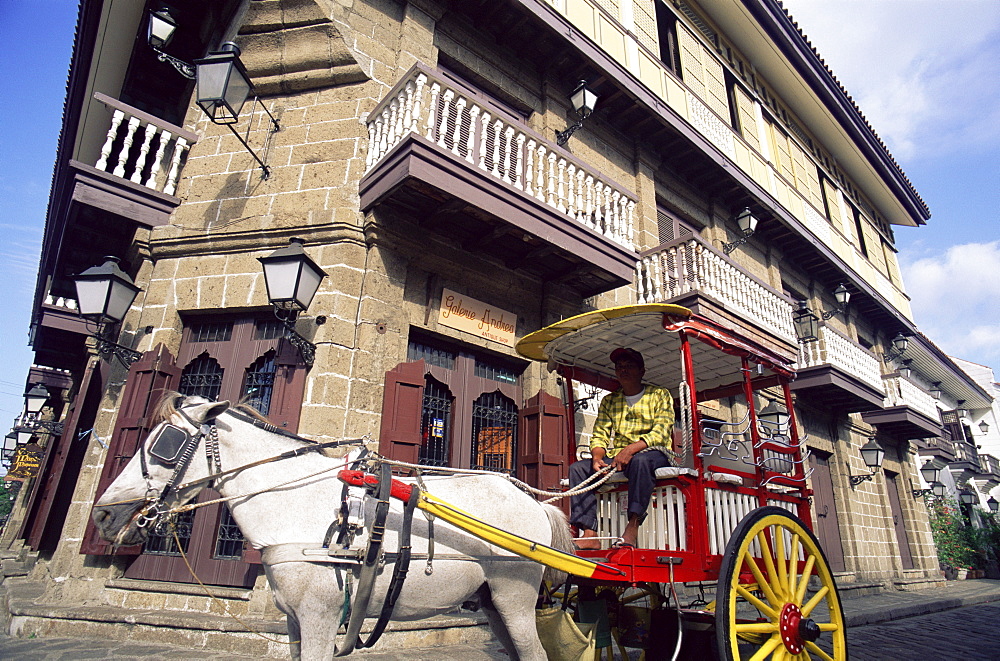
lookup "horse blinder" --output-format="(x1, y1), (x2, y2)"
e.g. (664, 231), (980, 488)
(148, 424), (191, 465)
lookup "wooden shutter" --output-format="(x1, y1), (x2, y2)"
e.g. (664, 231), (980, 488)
(518, 391), (569, 513)
(822, 179), (843, 230)
(79, 344), (181, 555)
(267, 338), (308, 433)
(677, 24), (706, 100)
(733, 85), (760, 151)
(379, 360), (427, 465)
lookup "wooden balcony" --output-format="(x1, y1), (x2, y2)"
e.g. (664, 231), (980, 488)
(636, 235), (798, 361)
(949, 440), (983, 484)
(69, 93), (197, 228)
(861, 375), (943, 440)
(359, 64), (638, 297)
(916, 436), (957, 464)
(792, 324), (885, 412)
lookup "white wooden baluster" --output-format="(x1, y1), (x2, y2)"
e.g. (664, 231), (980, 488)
(514, 133), (526, 189)
(131, 122), (156, 184)
(452, 96), (466, 157)
(583, 175), (595, 230)
(556, 159), (567, 213)
(113, 116), (140, 179)
(478, 112), (491, 171)
(466, 105), (480, 165)
(609, 191), (621, 242)
(163, 136), (187, 196)
(438, 91), (454, 149)
(411, 74), (426, 134)
(504, 127), (517, 184)
(491, 120), (503, 177)
(425, 82), (440, 141)
(387, 96), (400, 150)
(546, 152), (557, 207)
(145, 130), (171, 190)
(625, 200), (636, 248)
(535, 146), (548, 201)
(96, 109), (124, 172)
(524, 139), (536, 196)
(402, 80), (415, 137)
(565, 164), (576, 218)
(378, 106), (392, 160)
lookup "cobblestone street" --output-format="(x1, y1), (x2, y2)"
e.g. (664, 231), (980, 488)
(844, 602), (1000, 661)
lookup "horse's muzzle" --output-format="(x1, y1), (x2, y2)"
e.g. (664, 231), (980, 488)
(92, 501), (149, 545)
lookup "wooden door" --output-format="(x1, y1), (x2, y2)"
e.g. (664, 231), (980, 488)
(807, 450), (846, 572)
(884, 470), (915, 569)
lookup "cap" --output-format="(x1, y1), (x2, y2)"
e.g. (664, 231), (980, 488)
(610, 347), (644, 368)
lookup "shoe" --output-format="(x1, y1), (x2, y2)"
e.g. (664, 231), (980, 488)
(612, 540), (635, 549)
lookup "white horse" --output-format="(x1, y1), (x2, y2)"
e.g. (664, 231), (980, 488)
(91, 394), (572, 661)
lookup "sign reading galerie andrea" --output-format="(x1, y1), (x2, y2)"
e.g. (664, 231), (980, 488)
(438, 288), (517, 346)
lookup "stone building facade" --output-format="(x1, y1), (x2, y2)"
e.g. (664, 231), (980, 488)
(3, 0), (993, 650)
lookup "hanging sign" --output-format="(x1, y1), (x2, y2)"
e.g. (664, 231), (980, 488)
(7, 444), (45, 480)
(438, 289), (517, 346)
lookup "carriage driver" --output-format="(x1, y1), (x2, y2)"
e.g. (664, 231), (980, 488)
(570, 347), (677, 550)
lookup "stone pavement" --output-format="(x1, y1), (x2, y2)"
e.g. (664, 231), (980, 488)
(1, 579), (997, 659)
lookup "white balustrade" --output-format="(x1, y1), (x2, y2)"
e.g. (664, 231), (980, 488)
(92, 92), (195, 197)
(365, 66), (636, 250)
(636, 237), (797, 344)
(883, 375), (940, 420)
(796, 324), (884, 394)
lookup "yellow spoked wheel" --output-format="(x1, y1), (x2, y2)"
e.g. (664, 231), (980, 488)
(716, 507), (847, 661)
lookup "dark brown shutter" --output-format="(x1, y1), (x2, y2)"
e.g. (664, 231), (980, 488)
(79, 345), (181, 555)
(267, 338), (308, 434)
(379, 360), (426, 464)
(518, 390), (569, 511)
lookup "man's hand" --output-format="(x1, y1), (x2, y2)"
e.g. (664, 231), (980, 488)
(591, 448), (609, 473)
(610, 439), (648, 471)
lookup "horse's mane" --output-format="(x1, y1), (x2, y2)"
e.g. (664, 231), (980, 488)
(152, 390), (272, 426)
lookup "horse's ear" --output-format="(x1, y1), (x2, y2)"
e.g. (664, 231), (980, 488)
(187, 400), (231, 424)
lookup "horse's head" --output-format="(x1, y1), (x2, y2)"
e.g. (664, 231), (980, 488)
(91, 393), (230, 546)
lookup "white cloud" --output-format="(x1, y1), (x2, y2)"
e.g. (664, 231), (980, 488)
(780, 0), (1000, 161)
(900, 241), (1000, 365)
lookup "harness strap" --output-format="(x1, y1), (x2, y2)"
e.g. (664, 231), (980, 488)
(335, 462), (391, 657)
(358, 484), (420, 649)
(176, 439), (346, 492)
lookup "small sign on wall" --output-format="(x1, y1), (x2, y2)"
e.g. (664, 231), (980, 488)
(438, 288), (517, 346)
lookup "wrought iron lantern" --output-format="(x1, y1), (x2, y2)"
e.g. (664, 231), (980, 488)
(757, 400), (790, 433)
(849, 437), (885, 486)
(913, 461), (942, 497)
(72, 257), (144, 365)
(821, 283), (851, 320)
(195, 42), (253, 125)
(147, 6), (178, 49)
(988, 496), (999, 513)
(24, 385), (50, 415)
(929, 382), (942, 400)
(555, 80), (599, 147)
(15, 425), (34, 446)
(931, 482), (948, 498)
(897, 360), (913, 379)
(722, 208), (759, 254)
(955, 400), (968, 420)
(979, 420), (990, 434)
(792, 301), (819, 344)
(258, 238), (327, 366)
(2, 432), (16, 461)
(959, 489), (977, 506)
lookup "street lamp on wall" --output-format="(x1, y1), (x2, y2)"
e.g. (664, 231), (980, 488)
(820, 284), (851, 320)
(24, 385), (50, 415)
(258, 238), (327, 366)
(792, 301), (819, 344)
(929, 382), (942, 400)
(882, 332), (909, 364)
(722, 208), (759, 255)
(988, 496), (999, 513)
(72, 257), (145, 366)
(848, 437), (885, 487)
(912, 461), (942, 498)
(959, 489), (977, 506)
(980, 420), (990, 434)
(555, 80), (599, 147)
(146, 7), (195, 79)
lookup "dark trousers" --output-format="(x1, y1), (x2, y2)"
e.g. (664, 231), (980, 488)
(568, 450), (671, 531)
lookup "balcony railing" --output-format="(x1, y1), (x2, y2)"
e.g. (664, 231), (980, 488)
(797, 324), (884, 393)
(883, 375), (940, 420)
(952, 440), (981, 470)
(364, 64), (636, 250)
(636, 236), (796, 344)
(91, 93), (196, 196)
(978, 453), (1000, 479)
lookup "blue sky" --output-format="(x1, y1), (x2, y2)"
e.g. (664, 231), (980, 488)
(0, 0), (998, 429)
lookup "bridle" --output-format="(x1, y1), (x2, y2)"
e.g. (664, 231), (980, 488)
(129, 401), (350, 532)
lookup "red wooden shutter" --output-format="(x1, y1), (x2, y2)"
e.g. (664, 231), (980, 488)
(79, 345), (181, 555)
(518, 390), (569, 511)
(379, 360), (426, 464)
(267, 338), (308, 433)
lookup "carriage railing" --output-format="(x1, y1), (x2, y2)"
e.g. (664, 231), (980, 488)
(364, 63), (637, 250)
(697, 412), (812, 485)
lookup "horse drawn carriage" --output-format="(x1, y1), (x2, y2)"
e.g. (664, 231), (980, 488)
(92, 304), (846, 660)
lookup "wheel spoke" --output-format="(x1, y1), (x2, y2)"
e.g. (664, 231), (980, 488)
(817, 622), (840, 632)
(775, 527), (788, 600)
(744, 551), (781, 607)
(773, 647), (788, 661)
(756, 531), (782, 601)
(795, 554), (816, 605)
(736, 584), (779, 619)
(804, 641), (835, 661)
(735, 622), (779, 634)
(748, 635), (783, 661)
(787, 533), (800, 597)
(801, 585), (829, 617)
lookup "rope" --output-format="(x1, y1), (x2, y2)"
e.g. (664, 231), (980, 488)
(170, 524), (297, 646)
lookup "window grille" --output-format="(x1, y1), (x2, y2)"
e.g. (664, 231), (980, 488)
(242, 351), (276, 415)
(143, 510), (194, 555)
(419, 378), (453, 467)
(408, 340), (456, 370)
(190, 321), (233, 343)
(474, 358), (519, 385)
(179, 354), (224, 400)
(255, 319), (285, 340)
(214, 506), (245, 559)
(471, 391), (518, 475)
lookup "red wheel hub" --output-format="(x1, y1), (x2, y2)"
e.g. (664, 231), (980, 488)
(779, 603), (804, 654)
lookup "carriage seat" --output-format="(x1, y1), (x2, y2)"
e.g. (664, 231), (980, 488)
(557, 466), (742, 488)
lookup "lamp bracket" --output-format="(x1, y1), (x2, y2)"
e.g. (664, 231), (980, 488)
(226, 96), (280, 179)
(911, 488), (935, 498)
(821, 307), (844, 321)
(722, 228), (754, 255)
(275, 308), (316, 367)
(32, 420), (66, 435)
(153, 48), (196, 79)
(555, 119), (585, 147)
(91, 326), (143, 366)
(847, 462), (878, 487)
